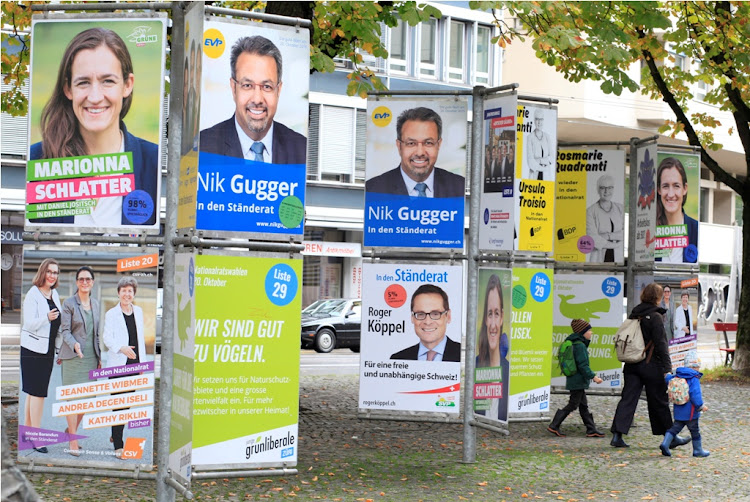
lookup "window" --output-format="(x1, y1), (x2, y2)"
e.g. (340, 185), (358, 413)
(419, 19), (438, 77)
(307, 104), (367, 185)
(448, 21), (466, 82)
(700, 187), (709, 222)
(475, 25), (491, 84)
(390, 19), (408, 73)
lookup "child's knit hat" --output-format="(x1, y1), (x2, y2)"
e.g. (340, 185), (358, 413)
(571, 319), (592, 335)
(684, 350), (701, 369)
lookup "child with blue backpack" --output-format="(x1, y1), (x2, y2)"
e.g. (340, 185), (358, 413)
(547, 319), (604, 437)
(660, 350), (710, 457)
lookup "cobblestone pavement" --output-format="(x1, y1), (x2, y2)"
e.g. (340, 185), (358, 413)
(2, 375), (750, 501)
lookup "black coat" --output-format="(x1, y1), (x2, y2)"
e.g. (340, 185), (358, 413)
(629, 302), (672, 374)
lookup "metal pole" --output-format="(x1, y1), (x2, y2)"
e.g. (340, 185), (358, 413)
(22, 232), (164, 246)
(517, 95), (559, 105)
(172, 236), (303, 253)
(367, 89), (473, 97)
(462, 86), (484, 464)
(156, 3), (187, 501)
(204, 6), (311, 27)
(626, 137), (639, 313)
(32, 2), (173, 11)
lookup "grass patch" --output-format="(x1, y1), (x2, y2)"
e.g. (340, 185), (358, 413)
(701, 364), (750, 384)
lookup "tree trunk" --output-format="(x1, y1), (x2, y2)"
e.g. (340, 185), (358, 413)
(733, 193), (750, 375)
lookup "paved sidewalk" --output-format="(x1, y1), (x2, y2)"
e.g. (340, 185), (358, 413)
(3, 373), (749, 501)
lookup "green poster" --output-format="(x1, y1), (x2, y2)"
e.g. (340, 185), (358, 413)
(509, 268), (553, 414)
(552, 274), (624, 390)
(192, 254), (301, 467)
(169, 254), (196, 483)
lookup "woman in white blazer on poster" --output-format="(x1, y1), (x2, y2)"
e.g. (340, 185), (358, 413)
(102, 276), (146, 457)
(21, 258), (62, 453)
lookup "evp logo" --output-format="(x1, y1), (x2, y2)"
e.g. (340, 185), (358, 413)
(203, 28), (226, 58)
(371, 106), (393, 127)
(122, 437), (146, 459)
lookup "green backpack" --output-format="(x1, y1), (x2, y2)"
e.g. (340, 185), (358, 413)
(558, 340), (582, 377)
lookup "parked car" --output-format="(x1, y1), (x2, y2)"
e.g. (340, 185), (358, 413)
(301, 298), (361, 353)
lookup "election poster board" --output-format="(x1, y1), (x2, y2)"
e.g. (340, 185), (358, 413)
(669, 277), (700, 367)
(473, 268), (512, 424)
(508, 268), (553, 416)
(359, 263), (463, 414)
(515, 105), (557, 252)
(363, 98), (467, 250)
(195, 18), (309, 238)
(18, 247), (158, 467)
(26, 17), (167, 233)
(633, 145), (657, 264)
(176, 4), (204, 232)
(192, 254), (301, 468)
(169, 253), (196, 484)
(555, 150), (626, 263)
(654, 152), (701, 264)
(552, 274), (624, 389)
(479, 94), (517, 252)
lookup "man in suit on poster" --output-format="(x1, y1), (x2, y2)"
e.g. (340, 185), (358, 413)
(366, 107), (465, 198)
(391, 284), (461, 362)
(200, 35), (306, 164)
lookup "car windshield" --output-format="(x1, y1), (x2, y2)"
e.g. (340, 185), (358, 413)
(302, 300), (329, 315)
(316, 300), (347, 316)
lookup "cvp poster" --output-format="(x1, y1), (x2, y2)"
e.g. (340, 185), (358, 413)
(474, 268), (512, 424)
(654, 152), (700, 264)
(508, 268), (553, 415)
(359, 263), (463, 414)
(26, 17), (167, 232)
(515, 105), (557, 252)
(363, 98), (467, 249)
(169, 253), (196, 484)
(479, 94), (517, 252)
(18, 248), (158, 465)
(668, 277), (699, 367)
(193, 254), (301, 468)
(555, 150), (626, 263)
(196, 18), (309, 237)
(552, 274), (624, 389)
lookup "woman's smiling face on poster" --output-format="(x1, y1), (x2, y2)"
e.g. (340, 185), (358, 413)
(118, 285), (135, 308)
(64, 44), (134, 139)
(486, 288), (502, 352)
(658, 166), (688, 217)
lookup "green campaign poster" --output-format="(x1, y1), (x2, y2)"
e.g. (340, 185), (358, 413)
(192, 254), (301, 467)
(552, 274), (624, 390)
(509, 268), (553, 415)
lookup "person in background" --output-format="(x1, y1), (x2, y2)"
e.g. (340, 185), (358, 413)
(660, 350), (710, 457)
(20, 259), (62, 453)
(547, 319), (605, 438)
(609, 283), (690, 450)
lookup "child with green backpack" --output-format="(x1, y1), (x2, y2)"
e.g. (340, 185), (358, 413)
(547, 319), (604, 437)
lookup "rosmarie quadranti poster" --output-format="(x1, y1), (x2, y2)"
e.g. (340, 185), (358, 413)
(18, 248), (158, 466)
(196, 19), (309, 237)
(552, 274), (624, 389)
(515, 105), (556, 252)
(26, 18), (166, 232)
(169, 253), (196, 483)
(508, 268), (553, 415)
(363, 98), (467, 249)
(176, 3), (204, 231)
(474, 268), (512, 424)
(555, 150), (626, 263)
(634, 145), (657, 264)
(654, 152), (700, 264)
(192, 255), (301, 468)
(359, 263), (463, 414)
(479, 95), (517, 252)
